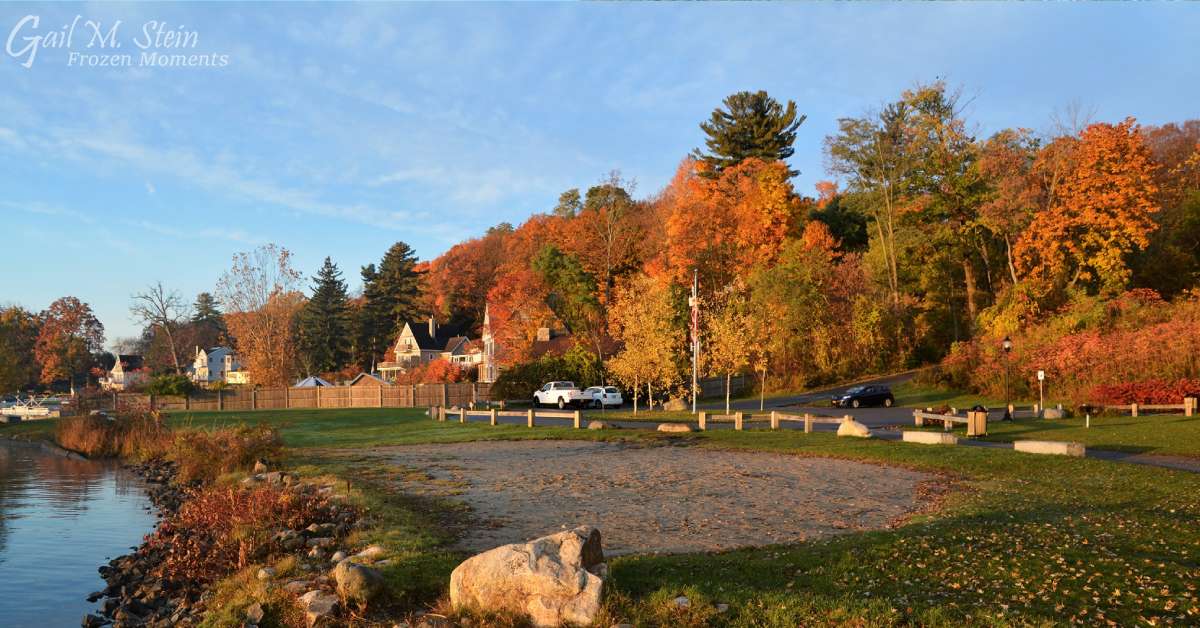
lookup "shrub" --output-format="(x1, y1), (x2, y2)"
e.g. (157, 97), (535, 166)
(144, 374), (196, 396)
(145, 484), (344, 585)
(1088, 379), (1200, 404)
(170, 424), (283, 484)
(492, 345), (606, 400)
(55, 409), (173, 459)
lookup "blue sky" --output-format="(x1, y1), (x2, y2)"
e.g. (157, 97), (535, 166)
(2, 2), (1197, 345)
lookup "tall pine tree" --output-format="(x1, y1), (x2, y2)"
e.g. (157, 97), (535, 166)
(298, 257), (351, 375)
(355, 242), (424, 369)
(693, 90), (805, 175)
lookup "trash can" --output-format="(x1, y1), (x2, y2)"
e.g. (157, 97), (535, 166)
(967, 409), (988, 437)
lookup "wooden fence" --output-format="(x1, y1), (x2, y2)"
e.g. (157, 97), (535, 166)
(1103, 397), (1196, 417)
(85, 382), (494, 414)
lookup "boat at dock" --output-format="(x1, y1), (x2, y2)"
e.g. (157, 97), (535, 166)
(2, 395), (62, 421)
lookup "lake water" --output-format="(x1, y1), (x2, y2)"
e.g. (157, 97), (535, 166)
(0, 442), (156, 627)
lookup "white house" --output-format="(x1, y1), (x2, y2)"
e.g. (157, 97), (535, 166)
(100, 355), (148, 391)
(190, 347), (246, 385)
(378, 318), (473, 380)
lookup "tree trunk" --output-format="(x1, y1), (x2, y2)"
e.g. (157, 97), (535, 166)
(962, 258), (978, 330)
(632, 376), (639, 415)
(759, 366), (767, 411)
(1004, 233), (1019, 286)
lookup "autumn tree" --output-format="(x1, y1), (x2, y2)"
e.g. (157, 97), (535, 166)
(130, 282), (190, 374)
(563, 173), (644, 305)
(34, 297), (105, 386)
(694, 90), (806, 174)
(0, 305), (41, 391)
(421, 224), (510, 332)
(1015, 118), (1159, 296)
(606, 274), (682, 412)
(703, 289), (753, 413)
(485, 269), (557, 366)
(216, 244), (305, 386)
(531, 245), (605, 360)
(297, 257), (352, 375)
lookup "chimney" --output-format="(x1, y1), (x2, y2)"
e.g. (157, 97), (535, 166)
(536, 327), (551, 342)
(428, 318), (437, 338)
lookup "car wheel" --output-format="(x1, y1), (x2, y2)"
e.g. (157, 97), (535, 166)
(558, 398), (566, 410)
(884, 397), (894, 408)
(851, 399), (861, 409)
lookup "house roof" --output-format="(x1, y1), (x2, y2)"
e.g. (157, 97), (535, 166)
(294, 376), (332, 387)
(443, 336), (470, 353)
(403, 321), (463, 351)
(116, 354), (144, 370)
(349, 372), (393, 387)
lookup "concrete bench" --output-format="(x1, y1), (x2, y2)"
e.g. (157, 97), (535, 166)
(902, 431), (958, 445)
(1013, 440), (1085, 457)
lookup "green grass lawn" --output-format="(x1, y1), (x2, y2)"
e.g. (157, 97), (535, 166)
(963, 414), (1200, 457)
(7, 407), (1199, 626)
(892, 380), (1047, 409)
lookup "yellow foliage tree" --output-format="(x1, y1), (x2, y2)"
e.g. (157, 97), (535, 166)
(605, 274), (682, 413)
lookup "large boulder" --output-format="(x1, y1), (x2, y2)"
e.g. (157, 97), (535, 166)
(333, 560), (385, 607)
(663, 397), (688, 411)
(1042, 407), (1065, 419)
(656, 423), (693, 433)
(837, 418), (872, 438)
(587, 420), (610, 430)
(449, 526), (606, 627)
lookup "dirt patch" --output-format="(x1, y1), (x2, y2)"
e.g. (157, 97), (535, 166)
(364, 440), (940, 555)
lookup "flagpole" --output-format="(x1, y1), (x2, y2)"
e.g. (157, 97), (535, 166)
(690, 269), (699, 414)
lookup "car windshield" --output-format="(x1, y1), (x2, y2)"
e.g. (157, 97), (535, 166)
(605, 387), (619, 393)
(845, 386), (865, 394)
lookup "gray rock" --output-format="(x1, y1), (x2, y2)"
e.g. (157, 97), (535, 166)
(333, 560), (385, 607)
(245, 602), (265, 623)
(355, 545), (387, 560)
(256, 567), (275, 580)
(449, 526), (604, 627)
(657, 423), (692, 433)
(298, 590), (339, 627)
(330, 551), (347, 563)
(837, 418), (872, 438)
(284, 580), (310, 595)
(307, 537), (334, 548)
(587, 420), (610, 430)
(673, 595), (690, 609)
(1043, 408), (1065, 419)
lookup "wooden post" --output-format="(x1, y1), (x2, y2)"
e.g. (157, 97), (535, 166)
(573, 409), (581, 429)
(1131, 403), (1139, 417)
(804, 413), (812, 434)
(770, 410), (779, 430)
(527, 408), (535, 428)
(1007, 403), (1014, 416)
(252, 389), (258, 410)
(1186, 397), (1196, 417)
(490, 408), (497, 426)
(217, 389), (223, 411)
(316, 386), (322, 408)
(734, 412), (744, 431)
(914, 410), (923, 427)
(697, 411), (707, 431)
(459, 408), (466, 424)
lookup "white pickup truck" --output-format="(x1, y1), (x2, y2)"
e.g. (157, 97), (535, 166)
(533, 381), (589, 409)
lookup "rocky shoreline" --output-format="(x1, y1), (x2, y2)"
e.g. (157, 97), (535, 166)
(82, 460), (379, 628)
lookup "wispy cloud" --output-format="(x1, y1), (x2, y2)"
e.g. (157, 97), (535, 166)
(124, 219), (266, 246)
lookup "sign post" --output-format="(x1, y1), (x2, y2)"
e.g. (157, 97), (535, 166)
(1037, 370), (1045, 418)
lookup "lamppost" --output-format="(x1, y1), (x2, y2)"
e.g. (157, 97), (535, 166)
(1002, 336), (1013, 421)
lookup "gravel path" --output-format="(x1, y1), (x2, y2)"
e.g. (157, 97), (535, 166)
(367, 440), (938, 555)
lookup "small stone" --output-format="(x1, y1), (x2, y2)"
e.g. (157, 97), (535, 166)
(716, 603), (729, 613)
(673, 595), (690, 609)
(587, 420), (609, 430)
(333, 561), (385, 607)
(285, 580), (310, 595)
(245, 602), (265, 623)
(330, 551), (347, 563)
(256, 567), (276, 580)
(306, 537), (334, 548)
(298, 590), (338, 627)
(355, 545), (386, 560)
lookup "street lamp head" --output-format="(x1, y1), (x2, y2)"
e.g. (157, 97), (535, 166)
(1002, 336), (1013, 353)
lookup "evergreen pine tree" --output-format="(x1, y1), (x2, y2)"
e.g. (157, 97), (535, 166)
(693, 90), (806, 175)
(355, 242), (425, 369)
(298, 257), (351, 375)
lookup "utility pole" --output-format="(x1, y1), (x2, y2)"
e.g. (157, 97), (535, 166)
(690, 269), (699, 414)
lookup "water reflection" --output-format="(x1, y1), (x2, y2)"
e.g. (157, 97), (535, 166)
(0, 442), (156, 627)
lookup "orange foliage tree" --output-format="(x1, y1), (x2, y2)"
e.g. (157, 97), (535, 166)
(1015, 118), (1159, 295)
(34, 297), (105, 385)
(485, 269), (557, 366)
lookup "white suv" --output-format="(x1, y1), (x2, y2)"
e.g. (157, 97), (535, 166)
(533, 381), (589, 409)
(584, 386), (623, 409)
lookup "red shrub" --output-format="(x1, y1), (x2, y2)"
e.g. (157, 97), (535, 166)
(146, 485), (343, 585)
(1088, 379), (1200, 404)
